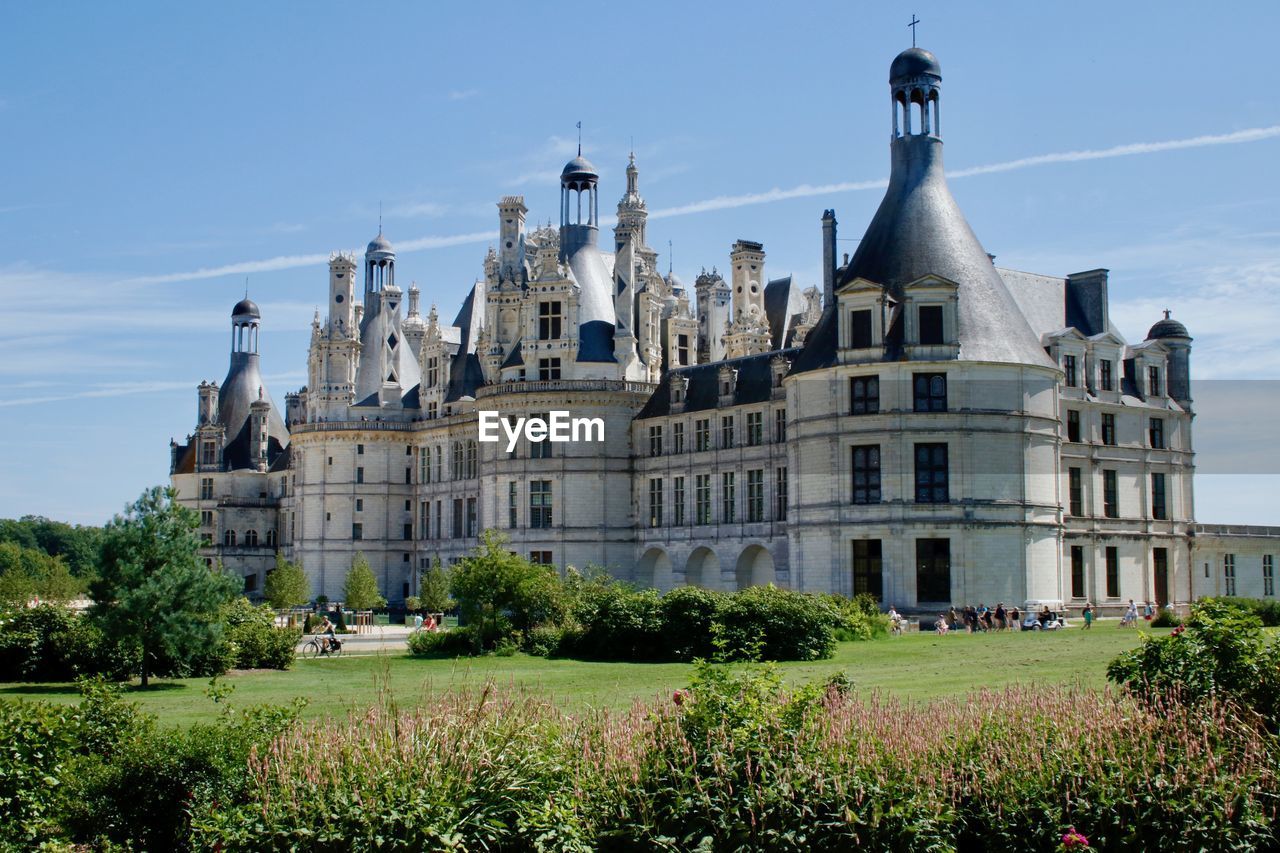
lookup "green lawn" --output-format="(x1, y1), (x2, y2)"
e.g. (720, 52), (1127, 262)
(0, 625), (1161, 727)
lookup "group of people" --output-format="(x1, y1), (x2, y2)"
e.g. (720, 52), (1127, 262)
(1117, 599), (1166, 627)
(933, 603), (1023, 634)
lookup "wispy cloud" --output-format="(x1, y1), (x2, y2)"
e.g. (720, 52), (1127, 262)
(447, 88), (479, 101)
(388, 201), (449, 218)
(0, 371), (307, 408)
(101, 125), (1280, 286)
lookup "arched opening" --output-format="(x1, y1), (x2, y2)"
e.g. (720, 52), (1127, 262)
(636, 547), (674, 591)
(928, 92), (940, 137)
(685, 547), (721, 590)
(734, 545), (775, 590)
(910, 89), (927, 135)
(244, 529), (259, 547)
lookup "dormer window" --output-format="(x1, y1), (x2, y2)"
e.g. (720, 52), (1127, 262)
(918, 305), (944, 345)
(1147, 365), (1162, 397)
(1099, 359), (1113, 391)
(849, 309), (873, 348)
(1063, 354), (1078, 388)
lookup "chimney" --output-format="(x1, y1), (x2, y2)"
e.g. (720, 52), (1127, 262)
(821, 210), (837, 309)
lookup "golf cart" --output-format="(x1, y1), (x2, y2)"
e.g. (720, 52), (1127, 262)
(1024, 609), (1066, 630)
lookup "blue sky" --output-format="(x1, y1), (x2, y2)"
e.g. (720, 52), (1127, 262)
(1, 1), (1278, 525)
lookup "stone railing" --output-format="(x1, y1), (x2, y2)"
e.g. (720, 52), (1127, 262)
(292, 420), (415, 434)
(477, 379), (657, 398)
(1192, 523), (1280, 539)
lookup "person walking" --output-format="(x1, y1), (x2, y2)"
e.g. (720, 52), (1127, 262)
(1082, 602), (1094, 630)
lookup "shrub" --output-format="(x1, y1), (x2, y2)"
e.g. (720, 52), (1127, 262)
(1150, 607), (1179, 628)
(718, 585), (840, 661)
(820, 593), (891, 640)
(659, 585), (727, 661)
(407, 625), (482, 657)
(1208, 596), (1280, 627)
(450, 531), (566, 648)
(0, 604), (136, 682)
(0, 699), (81, 846)
(522, 623), (567, 657)
(222, 599), (300, 670)
(567, 582), (664, 660)
(1108, 598), (1280, 731)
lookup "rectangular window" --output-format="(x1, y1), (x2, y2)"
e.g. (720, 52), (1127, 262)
(452, 499), (464, 538)
(1151, 472), (1168, 520)
(851, 376), (879, 415)
(914, 443), (949, 504)
(774, 408), (786, 443)
(673, 476), (686, 526)
(746, 469), (764, 522)
(201, 441), (217, 467)
(508, 481), (518, 528)
(530, 480), (552, 529)
(648, 478), (663, 528)
(1068, 467), (1083, 516)
(851, 445), (882, 505)
(530, 551), (553, 566)
(1101, 413), (1116, 446)
(1148, 365), (1161, 397)
(1149, 417), (1165, 449)
(721, 415), (735, 449)
(200, 509), (213, 527)
(1264, 555), (1275, 597)
(355, 498), (363, 512)
(352, 522), (363, 541)
(466, 497), (477, 538)
(1103, 469), (1118, 518)
(916, 538), (951, 602)
(433, 446), (442, 481)
(913, 373), (947, 412)
(356, 467), (364, 484)
(721, 472), (736, 523)
(538, 301), (563, 340)
(452, 442), (464, 479)
(538, 358), (561, 381)
(406, 467), (412, 485)
(403, 523), (413, 541)
(746, 411), (763, 446)
(420, 448), (430, 482)
(1067, 409), (1081, 443)
(435, 501), (442, 540)
(849, 309), (873, 348)
(1063, 354), (1078, 388)
(775, 466), (788, 521)
(200, 477), (214, 500)
(530, 415), (552, 458)
(357, 444), (364, 455)
(676, 333), (690, 366)
(1106, 546), (1120, 598)
(426, 357), (439, 388)
(1225, 554), (1236, 596)
(695, 418), (711, 452)
(419, 501), (428, 539)
(673, 421), (685, 453)
(852, 539), (883, 599)
(695, 474), (712, 525)
(918, 305), (944, 345)
(1100, 359), (1113, 391)
(1071, 545), (1085, 598)
(649, 424), (663, 457)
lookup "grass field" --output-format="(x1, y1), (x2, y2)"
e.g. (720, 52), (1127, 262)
(0, 625), (1164, 726)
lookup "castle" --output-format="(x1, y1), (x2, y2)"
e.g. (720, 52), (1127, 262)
(170, 47), (1279, 613)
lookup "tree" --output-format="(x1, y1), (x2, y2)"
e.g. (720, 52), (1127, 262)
(90, 487), (239, 687)
(343, 554), (386, 611)
(418, 557), (453, 613)
(263, 553), (309, 609)
(0, 541), (82, 607)
(450, 530), (565, 649)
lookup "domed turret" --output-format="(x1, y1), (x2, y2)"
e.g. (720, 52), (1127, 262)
(232, 298), (260, 319)
(364, 230), (395, 293)
(1146, 310), (1190, 341)
(561, 155), (598, 184)
(890, 47), (941, 84)
(367, 232), (394, 257)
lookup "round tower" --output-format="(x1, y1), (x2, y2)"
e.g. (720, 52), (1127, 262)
(560, 153), (599, 259)
(1146, 310), (1193, 404)
(231, 297), (260, 354)
(365, 231), (395, 293)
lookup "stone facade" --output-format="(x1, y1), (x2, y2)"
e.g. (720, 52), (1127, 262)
(170, 46), (1278, 614)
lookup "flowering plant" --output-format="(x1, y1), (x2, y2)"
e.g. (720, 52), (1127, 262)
(1061, 827), (1090, 849)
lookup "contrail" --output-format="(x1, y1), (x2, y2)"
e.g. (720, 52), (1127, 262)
(135, 125), (1280, 284)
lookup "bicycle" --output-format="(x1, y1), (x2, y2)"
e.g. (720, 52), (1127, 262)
(301, 635), (344, 659)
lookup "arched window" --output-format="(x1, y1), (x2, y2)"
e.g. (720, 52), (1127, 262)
(266, 529), (277, 547)
(244, 529), (259, 547)
(223, 529), (236, 547)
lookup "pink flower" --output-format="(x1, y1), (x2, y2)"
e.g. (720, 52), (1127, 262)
(1061, 827), (1090, 849)
(672, 690), (686, 706)
(1171, 625), (1185, 637)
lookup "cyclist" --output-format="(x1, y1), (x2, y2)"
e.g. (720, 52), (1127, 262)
(317, 614), (341, 653)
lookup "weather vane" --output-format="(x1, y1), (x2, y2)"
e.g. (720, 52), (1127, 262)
(909, 14), (920, 48)
(576, 121), (582, 155)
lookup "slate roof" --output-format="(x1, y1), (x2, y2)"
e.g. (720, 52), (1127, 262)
(636, 348), (799, 420)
